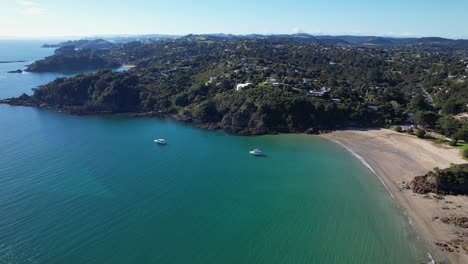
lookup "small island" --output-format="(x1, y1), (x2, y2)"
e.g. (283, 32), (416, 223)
(0, 60), (27, 64)
(7, 69), (23, 74)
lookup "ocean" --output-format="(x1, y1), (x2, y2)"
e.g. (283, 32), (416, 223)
(0, 40), (427, 263)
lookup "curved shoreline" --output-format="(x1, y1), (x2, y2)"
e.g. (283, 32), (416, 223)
(326, 137), (395, 200)
(322, 129), (467, 264)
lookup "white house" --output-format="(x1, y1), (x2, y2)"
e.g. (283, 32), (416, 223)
(272, 82), (284, 87)
(308, 90), (326, 97)
(236, 83), (252, 91)
(307, 86), (330, 97)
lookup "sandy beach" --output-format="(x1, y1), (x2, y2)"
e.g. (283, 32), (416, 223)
(322, 129), (467, 264)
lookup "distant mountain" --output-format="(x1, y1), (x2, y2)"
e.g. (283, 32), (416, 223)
(41, 34), (468, 51)
(194, 34), (468, 50)
(103, 34), (180, 43)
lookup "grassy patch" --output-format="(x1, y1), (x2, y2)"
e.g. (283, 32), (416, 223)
(456, 142), (468, 151)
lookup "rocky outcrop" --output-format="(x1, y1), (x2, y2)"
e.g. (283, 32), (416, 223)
(410, 175), (438, 194)
(410, 164), (468, 195)
(441, 216), (468, 228)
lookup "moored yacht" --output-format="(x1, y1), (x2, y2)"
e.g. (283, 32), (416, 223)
(154, 139), (167, 145)
(249, 149), (264, 156)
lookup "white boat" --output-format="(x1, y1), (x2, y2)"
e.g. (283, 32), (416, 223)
(154, 139), (167, 145)
(249, 149), (264, 156)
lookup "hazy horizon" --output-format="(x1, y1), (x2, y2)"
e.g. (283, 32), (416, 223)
(1, 0), (467, 39)
(1, 32), (467, 41)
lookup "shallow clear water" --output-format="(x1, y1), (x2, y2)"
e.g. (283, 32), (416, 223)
(0, 41), (427, 263)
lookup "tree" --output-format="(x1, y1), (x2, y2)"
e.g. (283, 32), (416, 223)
(408, 94), (429, 112)
(414, 111), (438, 127)
(441, 99), (458, 115)
(437, 116), (461, 136)
(453, 123), (468, 142)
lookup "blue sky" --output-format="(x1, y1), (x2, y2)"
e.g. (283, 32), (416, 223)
(0, 0), (467, 38)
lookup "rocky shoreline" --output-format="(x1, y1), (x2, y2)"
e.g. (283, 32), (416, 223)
(0, 98), (331, 136)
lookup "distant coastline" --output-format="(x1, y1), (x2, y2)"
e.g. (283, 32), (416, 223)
(0, 60), (27, 64)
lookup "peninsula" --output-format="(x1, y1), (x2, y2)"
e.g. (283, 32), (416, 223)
(3, 35), (467, 138)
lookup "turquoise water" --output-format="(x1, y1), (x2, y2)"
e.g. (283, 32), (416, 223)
(0, 41), (427, 263)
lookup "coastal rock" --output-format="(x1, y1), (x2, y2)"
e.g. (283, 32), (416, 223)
(410, 164), (468, 195)
(170, 114), (193, 123)
(305, 128), (318, 134)
(435, 239), (468, 253)
(410, 176), (438, 194)
(440, 216), (468, 228)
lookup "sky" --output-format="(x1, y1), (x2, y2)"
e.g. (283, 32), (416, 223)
(0, 0), (467, 39)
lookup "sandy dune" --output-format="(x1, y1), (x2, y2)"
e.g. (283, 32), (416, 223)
(322, 129), (467, 264)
